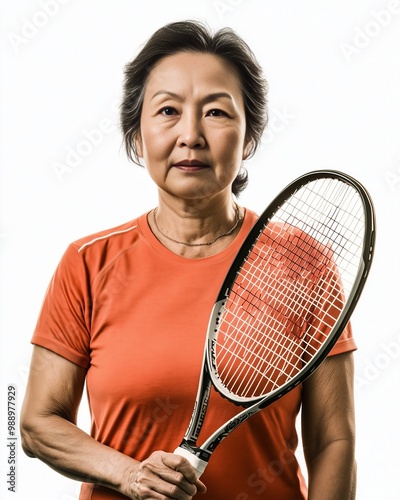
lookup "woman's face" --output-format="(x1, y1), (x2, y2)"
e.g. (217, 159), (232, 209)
(137, 51), (249, 203)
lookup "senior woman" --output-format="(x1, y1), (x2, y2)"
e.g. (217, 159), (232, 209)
(21, 21), (357, 499)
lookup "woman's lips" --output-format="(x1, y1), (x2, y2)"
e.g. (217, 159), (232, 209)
(173, 160), (209, 172)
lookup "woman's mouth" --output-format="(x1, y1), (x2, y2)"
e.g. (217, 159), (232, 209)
(173, 160), (209, 171)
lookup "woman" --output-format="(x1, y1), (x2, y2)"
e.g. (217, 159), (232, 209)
(21, 21), (356, 499)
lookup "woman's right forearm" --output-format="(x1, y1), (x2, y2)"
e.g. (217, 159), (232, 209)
(21, 414), (206, 499)
(21, 413), (137, 496)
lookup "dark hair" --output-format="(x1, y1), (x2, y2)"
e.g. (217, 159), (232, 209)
(120, 20), (268, 196)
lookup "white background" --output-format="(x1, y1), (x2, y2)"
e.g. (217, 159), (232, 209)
(1, 1), (399, 499)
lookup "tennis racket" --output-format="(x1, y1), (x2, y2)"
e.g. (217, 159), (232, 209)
(174, 170), (375, 477)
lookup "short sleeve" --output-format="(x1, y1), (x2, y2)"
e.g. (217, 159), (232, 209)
(328, 321), (356, 356)
(31, 244), (91, 368)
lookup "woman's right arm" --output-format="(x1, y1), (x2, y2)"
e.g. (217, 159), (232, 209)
(20, 346), (206, 499)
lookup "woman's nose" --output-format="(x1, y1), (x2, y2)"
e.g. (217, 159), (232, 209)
(177, 113), (206, 149)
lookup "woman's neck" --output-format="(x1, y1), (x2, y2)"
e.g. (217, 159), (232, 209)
(148, 197), (244, 258)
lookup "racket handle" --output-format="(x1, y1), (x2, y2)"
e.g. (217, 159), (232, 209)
(173, 446), (208, 478)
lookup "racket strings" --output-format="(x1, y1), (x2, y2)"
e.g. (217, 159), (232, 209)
(212, 178), (365, 399)
(217, 268), (325, 395)
(217, 314), (314, 395)
(217, 262), (321, 394)
(218, 232), (339, 375)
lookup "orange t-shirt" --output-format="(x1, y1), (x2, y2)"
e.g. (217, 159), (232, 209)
(32, 209), (356, 499)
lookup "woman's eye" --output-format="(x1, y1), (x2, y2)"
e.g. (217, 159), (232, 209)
(207, 109), (226, 117)
(160, 107), (177, 116)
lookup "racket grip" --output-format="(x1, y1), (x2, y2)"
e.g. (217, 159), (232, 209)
(173, 446), (208, 478)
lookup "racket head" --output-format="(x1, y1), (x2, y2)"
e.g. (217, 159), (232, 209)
(207, 170), (375, 406)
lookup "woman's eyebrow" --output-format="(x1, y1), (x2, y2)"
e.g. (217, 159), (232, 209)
(151, 90), (180, 101)
(203, 92), (234, 103)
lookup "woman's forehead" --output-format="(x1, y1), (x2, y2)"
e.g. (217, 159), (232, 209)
(144, 52), (243, 100)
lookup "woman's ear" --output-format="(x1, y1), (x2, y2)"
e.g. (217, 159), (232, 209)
(134, 132), (143, 159)
(242, 139), (254, 161)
